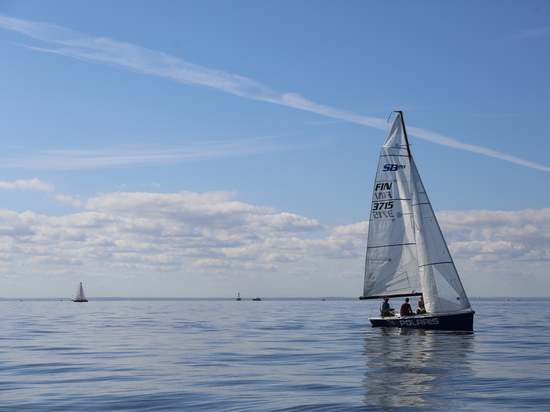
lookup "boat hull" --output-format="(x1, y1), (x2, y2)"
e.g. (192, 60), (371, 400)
(72, 299), (88, 302)
(369, 310), (474, 331)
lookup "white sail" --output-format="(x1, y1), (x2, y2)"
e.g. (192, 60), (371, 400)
(363, 113), (420, 299)
(75, 282), (86, 301)
(363, 112), (471, 315)
(410, 158), (471, 313)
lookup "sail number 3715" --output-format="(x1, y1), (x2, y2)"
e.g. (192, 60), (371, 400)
(373, 201), (394, 210)
(372, 201), (394, 219)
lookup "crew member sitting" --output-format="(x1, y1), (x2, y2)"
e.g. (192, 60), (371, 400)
(380, 297), (395, 317)
(417, 295), (426, 314)
(400, 298), (413, 316)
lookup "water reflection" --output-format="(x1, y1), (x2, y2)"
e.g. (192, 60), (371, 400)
(362, 327), (475, 410)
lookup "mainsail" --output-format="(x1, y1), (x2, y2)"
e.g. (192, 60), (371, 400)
(363, 112), (420, 299)
(362, 112), (471, 315)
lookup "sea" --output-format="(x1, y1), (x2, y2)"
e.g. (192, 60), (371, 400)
(0, 297), (548, 411)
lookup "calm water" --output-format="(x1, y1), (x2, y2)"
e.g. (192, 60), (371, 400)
(0, 298), (548, 411)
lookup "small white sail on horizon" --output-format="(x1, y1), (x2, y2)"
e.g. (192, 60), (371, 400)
(72, 282), (88, 302)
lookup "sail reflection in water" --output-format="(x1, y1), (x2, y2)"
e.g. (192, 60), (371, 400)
(362, 328), (475, 409)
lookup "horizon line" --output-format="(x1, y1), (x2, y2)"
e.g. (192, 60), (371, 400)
(2, 296), (547, 300)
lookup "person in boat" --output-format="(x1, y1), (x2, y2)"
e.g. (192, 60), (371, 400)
(380, 297), (395, 317)
(400, 298), (414, 316)
(416, 295), (426, 314)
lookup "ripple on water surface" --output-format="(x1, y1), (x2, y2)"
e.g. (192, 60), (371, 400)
(0, 299), (549, 411)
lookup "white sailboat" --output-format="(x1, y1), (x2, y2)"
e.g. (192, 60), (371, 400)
(72, 282), (88, 302)
(360, 112), (474, 330)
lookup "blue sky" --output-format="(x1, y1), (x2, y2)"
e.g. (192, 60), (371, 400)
(0, 0), (548, 298)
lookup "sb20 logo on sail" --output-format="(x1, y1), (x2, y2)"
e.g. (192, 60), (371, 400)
(383, 164), (406, 171)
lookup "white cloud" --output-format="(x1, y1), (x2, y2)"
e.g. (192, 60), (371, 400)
(193, 259), (277, 272)
(436, 209), (550, 296)
(0, 178), (54, 191)
(439, 209), (550, 244)
(26, 255), (83, 266)
(85, 191), (273, 232)
(247, 212), (322, 233)
(1, 138), (309, 170)
(0, 189), (547, 296)
(55, 194), (83, 208)
(1, 14), (548, 172)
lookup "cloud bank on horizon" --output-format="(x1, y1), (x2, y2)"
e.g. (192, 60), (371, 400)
(1, 14), (549, 172)
(0, 189), (547, 297)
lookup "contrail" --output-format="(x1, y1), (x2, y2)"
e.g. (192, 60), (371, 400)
(1, 14), (548, 172)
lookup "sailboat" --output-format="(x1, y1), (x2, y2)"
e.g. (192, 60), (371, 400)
(72, 282), (88, 302)
(360, 112), (474, 331)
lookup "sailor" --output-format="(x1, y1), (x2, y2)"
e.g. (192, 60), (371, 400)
(400, 298), (414, 316)
(380, 297), (395, 317)
(416, 295), (426, 314)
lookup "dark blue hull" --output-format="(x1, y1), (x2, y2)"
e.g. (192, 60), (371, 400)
(370, 311), (474, 331)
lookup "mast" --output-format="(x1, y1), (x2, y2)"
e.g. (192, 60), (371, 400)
(395, 111), (412, 159)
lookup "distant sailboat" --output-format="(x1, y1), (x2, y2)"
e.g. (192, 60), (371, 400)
(360, 112), (474, 331)
(236, 293), (241, 301)
(72, 282), (88, 302)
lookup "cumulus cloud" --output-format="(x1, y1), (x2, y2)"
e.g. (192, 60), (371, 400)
(193, 259), (277, 272)
(436, 209), (550, 295)
(0, 178), (53, 191)
(0, 190), (354, 289)
(56, 194), (83, 208)
(247, 212), (323, 233)
(439, 209), (550, 245)
(0, 189), (547, 296)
